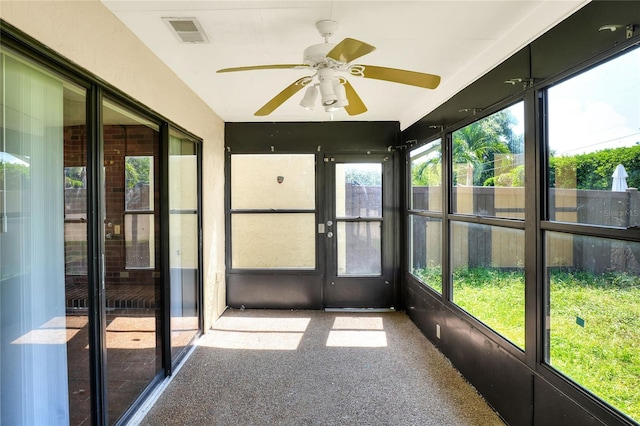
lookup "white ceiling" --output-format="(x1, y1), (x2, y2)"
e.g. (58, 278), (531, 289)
(102, 0), (589, 130)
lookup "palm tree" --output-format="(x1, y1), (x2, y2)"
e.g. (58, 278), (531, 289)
(452, 113), (512, 186)
(411, 140), (442, 187)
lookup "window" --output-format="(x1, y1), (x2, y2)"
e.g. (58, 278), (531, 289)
(410, 139), (442, 212)
(409, 215), (442, 293)
(169, 130), (200, 358)
(545, 232), (639, 420)
(449, 102), (526, 350)
(335, 163), (382, 276)
(453, 102), (524, 219)
(230, 154), (316, 269)
(544, 47), (640, 422)
(125, 155), (155, 268)
(408, 139), (442, 293)
(451, 222), (525, 348)
(548, 49), (640, 227)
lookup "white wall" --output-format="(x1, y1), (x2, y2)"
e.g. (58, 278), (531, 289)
(1, 0), (227, 328)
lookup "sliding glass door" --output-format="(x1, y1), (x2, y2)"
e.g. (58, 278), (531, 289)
(1, 48), (91, 425)
(1, 43), (203, 425)
(102, 99), (163, 423)
(169, 130), (201, 360)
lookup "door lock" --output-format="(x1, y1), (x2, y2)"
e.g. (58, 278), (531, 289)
(327, 220), (333, 227)
(327, 231), (334, 238)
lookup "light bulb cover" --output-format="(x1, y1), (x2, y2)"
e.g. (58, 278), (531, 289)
(319, 79), (338, 106)
(333, 81), (348, 108)
(300, 85), (318, 110)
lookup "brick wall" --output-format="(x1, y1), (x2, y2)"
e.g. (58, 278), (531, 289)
(64, 124), (161, 309)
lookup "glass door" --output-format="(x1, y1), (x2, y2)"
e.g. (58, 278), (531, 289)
(1, 48), (93, 426)
(323, 156), (395, 308)
(168, 130), (200, 361)
(102, 99), (162, 423)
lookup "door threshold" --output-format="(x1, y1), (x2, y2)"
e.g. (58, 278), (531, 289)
(325, 307), (396, 313)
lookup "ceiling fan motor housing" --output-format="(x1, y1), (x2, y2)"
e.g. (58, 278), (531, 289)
(303, 43), (337, 67)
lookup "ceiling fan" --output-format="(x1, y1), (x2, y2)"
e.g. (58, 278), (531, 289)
(217, 20), (441, 116)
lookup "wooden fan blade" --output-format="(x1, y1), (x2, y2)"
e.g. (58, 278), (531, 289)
(354, 65), (441, 89)
(326, 38), (376, 63)
(217, 64), (308, 73)
(342, 80), (367, 116)
(254, 77), (310, 116)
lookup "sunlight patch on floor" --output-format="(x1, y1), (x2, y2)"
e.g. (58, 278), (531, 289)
(332, 316), (384, 330)
(203, 316), (311, 350)
(326, 316), (387, 347)
(204, 330), (305, 350)
(326, 330), (388, 347)
(11, 316), (88, 345)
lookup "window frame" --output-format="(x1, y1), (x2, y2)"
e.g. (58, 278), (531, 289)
(406, 137), (444, 294)
(228, 153), (318, 271)
(537, 45), (640, 423)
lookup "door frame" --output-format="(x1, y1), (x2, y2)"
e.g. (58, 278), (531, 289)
(223, 121), (401, 310)
(321, 154), (397, 309)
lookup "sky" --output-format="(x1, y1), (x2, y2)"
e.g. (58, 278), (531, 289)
(548, 46), (640, 156)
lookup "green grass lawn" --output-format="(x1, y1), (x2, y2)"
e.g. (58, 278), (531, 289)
(548, 270), (640, 422)
(412, 267), (640, 422)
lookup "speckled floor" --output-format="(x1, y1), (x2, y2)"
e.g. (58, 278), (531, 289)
(139, 309), (505, 426)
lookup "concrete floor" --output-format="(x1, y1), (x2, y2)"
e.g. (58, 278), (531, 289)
(137, 309), (505, 426)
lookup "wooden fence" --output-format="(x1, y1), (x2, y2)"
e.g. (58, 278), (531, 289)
(412, 186), (640, 273)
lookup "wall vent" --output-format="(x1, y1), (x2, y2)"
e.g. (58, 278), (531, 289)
(163, 17), (209, 44)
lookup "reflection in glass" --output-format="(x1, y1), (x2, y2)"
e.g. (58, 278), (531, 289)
(125, 156), (153, 211)
(409, 215), (442, 293)
(232, 213), (316, 269)
(452, 102), (524, 219)
(410, 139), (442, 211)
(124, 213), (155, 268)
(169, 132), (199, 359)
(1, 49), (91, 425)
(546, 232), (640, 422)
(102, 99), (161, 424)
(548, 48), (640, 226)
(451, 222), (525, 349)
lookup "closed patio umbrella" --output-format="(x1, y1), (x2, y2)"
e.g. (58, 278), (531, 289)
(612, 164), (628, 192)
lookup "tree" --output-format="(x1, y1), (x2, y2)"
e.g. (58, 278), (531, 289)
(411, 141), (442, 187)
(452, 116), (511, 186)
(125, 156), (151, 188)
(549, 144), (640, 190)
(0, 162), (30, 189)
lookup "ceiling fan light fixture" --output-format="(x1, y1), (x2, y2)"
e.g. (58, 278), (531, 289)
(333, 81), (349, 108)
(319, 79), (338, 106)
(300, 85), (318, 110)
(217, 20), (441, 117)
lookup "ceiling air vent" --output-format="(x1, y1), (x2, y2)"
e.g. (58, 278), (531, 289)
(163, 17), (209, 44)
